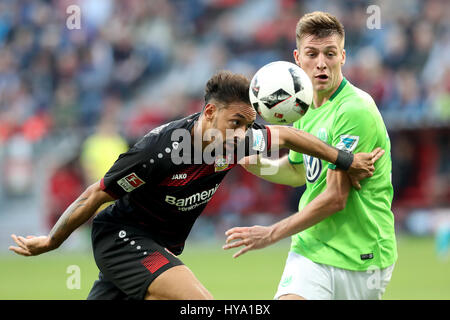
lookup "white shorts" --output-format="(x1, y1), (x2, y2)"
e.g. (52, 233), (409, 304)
(274, 251), (395, 300)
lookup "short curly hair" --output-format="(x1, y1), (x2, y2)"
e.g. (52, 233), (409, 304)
(204, 70), (250, 107)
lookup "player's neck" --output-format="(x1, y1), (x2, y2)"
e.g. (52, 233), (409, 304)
(312, 74), (344, 108)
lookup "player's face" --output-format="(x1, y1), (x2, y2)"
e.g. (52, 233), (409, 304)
(206, 101), (256, 154)
(294, 34), (346, 95)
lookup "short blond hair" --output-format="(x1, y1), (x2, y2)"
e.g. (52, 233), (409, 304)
(296, 11), (345, 49)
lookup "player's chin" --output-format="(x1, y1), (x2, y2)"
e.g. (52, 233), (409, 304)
(314, 82), (330, 92)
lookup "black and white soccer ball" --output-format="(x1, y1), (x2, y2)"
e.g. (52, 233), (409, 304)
(249, 61), (313, 124)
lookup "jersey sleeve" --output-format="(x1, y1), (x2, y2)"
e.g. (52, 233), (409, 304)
(328, 100), (376, 170)
(100, 132), (166, 199)
(288, 120), (304, 164)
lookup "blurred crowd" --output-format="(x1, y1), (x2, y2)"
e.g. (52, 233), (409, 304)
(0, 0), (448, 235)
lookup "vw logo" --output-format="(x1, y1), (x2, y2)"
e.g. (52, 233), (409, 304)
(303, 155), (322, 183)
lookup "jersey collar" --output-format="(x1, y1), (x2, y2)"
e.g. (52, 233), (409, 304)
(310, 77), (348, 109)
(329, 77), (348, 102)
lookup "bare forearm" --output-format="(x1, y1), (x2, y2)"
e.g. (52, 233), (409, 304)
(270, 170), (349, 242)
(223, 189), (342, 258)
(272, 125), (339, 164)
(223, 170), (351, 258)
(270, 189), (344, 243)
(8, 182), (113, 257)
(240, 155), (305, 187)
(48, 184), (109, 248)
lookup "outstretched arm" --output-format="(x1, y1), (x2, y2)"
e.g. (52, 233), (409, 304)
(264, 125), (384, 189)
(9, 181), (114, 256)
(223, 168), (351, 258)
(240, 154), (306, 187)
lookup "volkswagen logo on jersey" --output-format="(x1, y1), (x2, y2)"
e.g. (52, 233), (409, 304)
(317, 128), (328, 142)
(303, 155), (322, 183)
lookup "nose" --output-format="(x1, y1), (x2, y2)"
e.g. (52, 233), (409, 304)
(316, 53), (327, 71)
(233, 128), (246, 143)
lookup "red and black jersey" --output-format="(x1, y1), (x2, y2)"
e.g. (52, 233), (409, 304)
(96, 112), (271, 255)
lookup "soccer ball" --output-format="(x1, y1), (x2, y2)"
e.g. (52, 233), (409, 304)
(249, 61), (313, 124)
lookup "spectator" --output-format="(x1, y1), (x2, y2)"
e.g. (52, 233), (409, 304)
(80, 108), (129, 186)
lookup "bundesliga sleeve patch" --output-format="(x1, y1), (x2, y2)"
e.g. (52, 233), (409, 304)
(251, 128), (266, 152)
(336, 135), (359, 153)
(117, 173), (145, 192)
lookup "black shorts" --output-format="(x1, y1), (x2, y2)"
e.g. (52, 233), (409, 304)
(87, 220), (183, 300)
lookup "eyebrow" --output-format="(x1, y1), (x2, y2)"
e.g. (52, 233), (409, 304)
(304, 45), (338, 50)
(232, 113), (246, 119)
(232, 113), (255, 126)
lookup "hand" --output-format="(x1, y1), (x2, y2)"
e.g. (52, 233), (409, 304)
(222, 225), (273, 258)
(348, 147), (385, 190)
(9, 234), (54, 257)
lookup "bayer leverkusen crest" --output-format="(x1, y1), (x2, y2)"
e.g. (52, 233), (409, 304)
(214, 155), (231, 172)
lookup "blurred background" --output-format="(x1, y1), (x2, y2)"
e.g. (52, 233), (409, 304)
(0, 0), (449, 299)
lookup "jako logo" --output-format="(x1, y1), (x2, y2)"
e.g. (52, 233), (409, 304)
(172, 173), (187, 180)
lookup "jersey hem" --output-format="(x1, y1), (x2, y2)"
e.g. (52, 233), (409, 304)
(289, 247), (398, 271)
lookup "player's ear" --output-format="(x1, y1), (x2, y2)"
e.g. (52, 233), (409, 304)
(341, 48), (346, 66)
(293, 49), (302, 68)
(203, 103), (217, 121)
